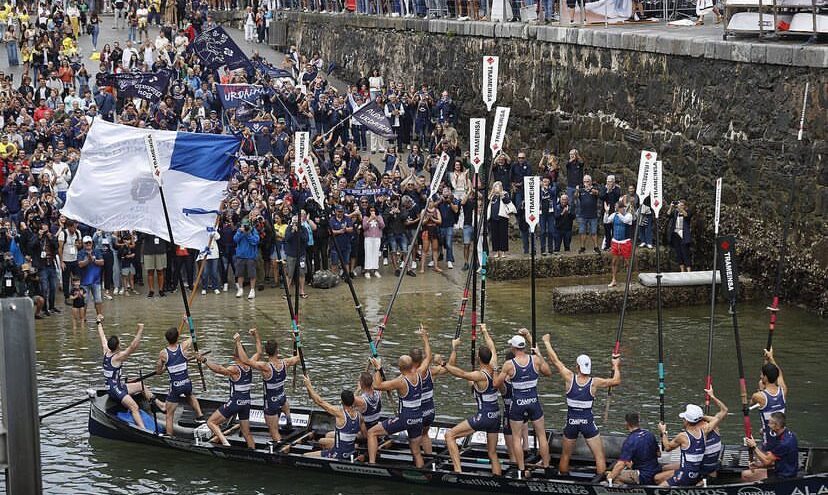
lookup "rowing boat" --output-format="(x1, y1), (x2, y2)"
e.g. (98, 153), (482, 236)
(87, 389), (828, 494)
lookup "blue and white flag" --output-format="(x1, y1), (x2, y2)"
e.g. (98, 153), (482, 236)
(61, 120), (241, 250)
(188, 26), (252, 71)
(217, 83), (272, 109)
(97, 71), (171, 100)
(351, 101), (395, 138)
(253, 60), (294, 80)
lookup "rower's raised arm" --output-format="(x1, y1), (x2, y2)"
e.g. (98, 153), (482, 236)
(96, 316), (108, 354)
(250, 328), (262, 362)
(766, 348), (787, 395)
(480, 325), (499, 369)
(445, 338), (481, 381)
(542, 334), (569, 378)
(119, 323), (144, 359)
(303, 376), (341, 419)
(594, 355), (622, 388)
(419, 324), (432, 371)
(703, 386), (728, 433)
(532, 347), (553, 377)
(370, 357), (399, 393)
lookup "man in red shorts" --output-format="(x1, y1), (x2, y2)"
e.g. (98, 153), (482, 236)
(607, 202), (633, 287)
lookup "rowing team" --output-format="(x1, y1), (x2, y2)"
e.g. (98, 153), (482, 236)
(98, 316), (797, 485)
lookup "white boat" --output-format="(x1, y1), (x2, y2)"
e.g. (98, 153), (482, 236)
(727, 11), (793, 31)
(788, 12), (828, 32)
(638, 270), (720, 287)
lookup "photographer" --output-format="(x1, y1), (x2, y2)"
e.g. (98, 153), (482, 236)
(667, 200), (693, 272)
(77, 235), (105, 319)
(233, 216), (260, 300)
(20, 263), (47, 319)
(1, 252), (23, 298)
(31, 221), (60, 314)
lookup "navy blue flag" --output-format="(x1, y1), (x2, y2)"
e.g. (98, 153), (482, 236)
(716, 235), (740, 302)
(351, 101), (395, 139)
(253, 60), (294, 80)
(217, 84), (272, 109)
(97, 72), (171, 100)
(244, 120), (274, 134)
(343, 187), (394, 197)
(326, 62), (336, 76)
(188, 26), (251, 71)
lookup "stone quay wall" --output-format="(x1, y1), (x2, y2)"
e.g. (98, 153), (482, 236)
(267, 14), (826, 313)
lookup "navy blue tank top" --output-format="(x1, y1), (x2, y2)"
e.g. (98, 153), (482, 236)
(511, 356), (539, 401)
(474, 370), (500, 415)
(165, 345), (190, 387)
(264, 362), (287, 402)
(680, 428), (705, 472)
(566, 376), (594, 418)
(361, 390), (382, 424)
(331, 407), (361, 456)
(702, 429), (722, 473)
(229, 364), (253, 402)
(102, 353), (122, 386)
(398, 374), (422, 419)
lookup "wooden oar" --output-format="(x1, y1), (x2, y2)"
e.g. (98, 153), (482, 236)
(39, 390), (96, 422)
(704, 178), (722, 414)
(280, 431), (315, 453)
(717, 235), (754, 461)
(766, 83), (807, 353)
(603, 202), (643, 422)
(209, 423), (241, 445)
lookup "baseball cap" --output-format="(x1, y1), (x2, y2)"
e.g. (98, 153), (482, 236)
(679, 404), (704, 423)
(334, 205), (344, 212)
(28, 186), (39, 193)
(82, 235), (93, 243)
(576, 354), (591, 375)
(507, 335), (526, 349)
(102, 238), (110, 245)
(241, 218), (251, 225)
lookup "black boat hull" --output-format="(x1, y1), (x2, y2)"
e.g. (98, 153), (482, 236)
(87, 390), (828, 495)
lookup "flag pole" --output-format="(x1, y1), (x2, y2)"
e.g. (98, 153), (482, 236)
(469, 172), (479, 372)
(145, 135), (207, 391)
(292, 210), (301, 390)
(704, 177), (722, 413)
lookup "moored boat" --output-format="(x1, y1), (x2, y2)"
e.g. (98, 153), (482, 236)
(88, 389), (828, 494)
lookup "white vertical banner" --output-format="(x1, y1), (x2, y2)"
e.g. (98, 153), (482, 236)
(469, 118), (486, 173)
(651, 160), (664, 218)
(304, 159), (325, 208)
(144, 134), (162, 186)
(524, 176), (541, 233)
(636, 150), (657, 201)
(482, 56), (499, 112)
(489, 106), (510, 158)
(429, 152), (451, 197)
(293, 131), (310, 183)
(713, 177), (722, 235)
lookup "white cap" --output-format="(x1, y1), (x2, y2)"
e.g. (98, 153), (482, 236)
(102, 238), (110, 245)
(82, 235), (93, 243)
(577, 354), (591, 375)
(507, 335), (526, 349)
(28, 186), (39, 193)
(679, 404), (704, 423)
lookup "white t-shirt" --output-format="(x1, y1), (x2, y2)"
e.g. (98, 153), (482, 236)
(52, 161), (71, 191)
(58, 229), (80, 262)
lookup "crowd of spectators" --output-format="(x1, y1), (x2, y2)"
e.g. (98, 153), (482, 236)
(0, 0), (695, 321)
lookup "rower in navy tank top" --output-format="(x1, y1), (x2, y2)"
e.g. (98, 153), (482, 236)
(200, 332), (259, 448)
(442, 330), (503, 475)
(494, 332), (553, 473)
(302, 376), (367, 461)
(367, 343), (432, 468)
(325, 407), (362, 459)
(354, 371), (383, 430)
(564, 375), (598, 440)
(751, 353), (787, 449)
(701, 429), (723, 475)
(409, 325), (448, 456)
(235, 329), (302, 442)
(97, 319), (157, 431)
(156, 327), (206, 437)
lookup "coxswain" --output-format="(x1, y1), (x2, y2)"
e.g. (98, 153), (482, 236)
(409, 324), (448, 455)
(443, 331), (502, 475)
(493, 332), (553, 475)
(155, 325), (206, 436)
(97, 316), (161, 431)
(302, 376), (367, 459)
(366, 341), (429, 467)
(741, 412), (799, 482)
(542, 334), (620, 477)
(198, 332), (256, 448)
(751, 348), (787, 449)
(606, 412), (660, 486)
(353, 371), (382, 431)
(236, 328), (300, 442)
(655, 394), (726, 487)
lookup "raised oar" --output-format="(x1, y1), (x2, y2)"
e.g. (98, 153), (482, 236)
(145, 135), (206, 391)
(273, 234), (307, 378)
(704, 177), (723, 414)
(653, 197), (666, 423)
(717, 235), (754, 460)
(603, 202), (643, 423)
(292, 213), (303, 388)
(373, 201), (429, 349)
(766, 82), (807, 352)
